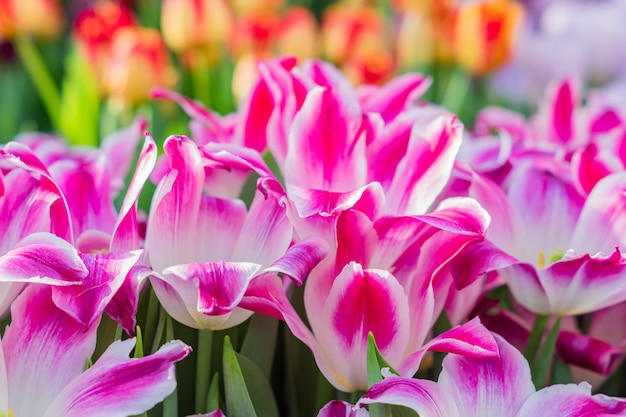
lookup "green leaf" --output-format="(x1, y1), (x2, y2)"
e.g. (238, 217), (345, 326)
(235, 352), (280, 417)
(223, 336), (258, 417)
(134, 326), (144, 359)
(367, 332), (399, 388)
(240, 314), (278, 378)
(206, 373), (221, 413)
(58, 46), (100, 146)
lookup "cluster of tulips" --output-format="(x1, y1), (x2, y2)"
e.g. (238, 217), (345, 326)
(2, 54), (626, 416)
(3, 1), (626, 417)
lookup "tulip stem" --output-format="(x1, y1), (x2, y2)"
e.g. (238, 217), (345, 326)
(532, 316), (562, 388)
(191, 51), (212, 109)
(195, 329), (214, 413)
(440, 67), (471, 116)
(523, 314), (548, 364)
(14, 35), (60, 129)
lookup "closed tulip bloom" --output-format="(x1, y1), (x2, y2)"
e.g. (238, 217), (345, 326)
(0, 0), (63, 39)
(454, 0), (524, 75)
(104, 27), (177, 105)
(73, 0), (137, 91)
(160, 0), (234, 54)
(274, 6), (318, 61)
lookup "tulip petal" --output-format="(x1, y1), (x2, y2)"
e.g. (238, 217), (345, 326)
(52, 250), (142, 328)
(284, 86), (367, 192)
(357, 376), (460, 417)
(556, 330), (622, 375)
(359, 73), (431, 122)
(3, 286), (98, 417)
(571, 172), (626, 254)
(317, 400), (369, 417)
(317, 262), (410, 391)
(437, 334), (535, 417)
(399, 317), (498, 376)
(0, 232), (87, 285)
(264, 237), (329, 286)
(386, 114), (463, 215)
(42, 339), (191, 417)
(538, 249), (626, 315)
(517, 383), (626, 417)
(232, 187), (292, 266)
(110, 133), (157, 252)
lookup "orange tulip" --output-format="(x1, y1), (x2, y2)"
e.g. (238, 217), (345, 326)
(453, 0), (524, 75)
(0, 0), (63, 39)
(230, 0), (283, 17)
(104, 27), (177, 105)
(274, 6), (318, 61)
(229, 12), (278, 58)
(321, 4), (389, 65)
(161, 0), (234, 55)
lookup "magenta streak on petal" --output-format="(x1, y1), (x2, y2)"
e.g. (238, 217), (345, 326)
(163, 262), (260, 316)
(317, 400), (370, 417)
(332, 266), (398, 351)
(360, 73), (431, 122)
(0, 142), (74, 242)
(3, 285), (99, 417)
(111, 134), (157, 253)
(52, 251), (142, 329)
(0, 170), (58, 253)
(152, 88), (229, 143)
(42, 339), (191, 417)
(237, 78), (273, 152)
(264, 237), (329, 286)
(551, 80), (576, 143)
(0, 233), (87, 284)
(556, 330), (622, 375)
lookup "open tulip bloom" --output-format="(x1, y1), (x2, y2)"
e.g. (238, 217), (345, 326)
(352, 334), (626, 417)
(468, 161), (626, 316)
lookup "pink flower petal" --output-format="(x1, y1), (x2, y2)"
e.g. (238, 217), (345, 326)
(318, 262), (410, 391)
(317, 400), (369, 417)
(283, 86), (367, 192)
(357, 376), (460, 417)
(51, 250), (142, 328)
(3, 286), (98, 416)
(42, 339), (191, 417)
(438, 334), (535, 417)
(517, 383), (626, 417)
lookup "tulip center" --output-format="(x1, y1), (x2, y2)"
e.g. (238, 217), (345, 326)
(537, 249), (565, 269)
(0, 409), (13, 417)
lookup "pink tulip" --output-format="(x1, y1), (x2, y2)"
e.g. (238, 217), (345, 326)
(357, 334), (626, 416)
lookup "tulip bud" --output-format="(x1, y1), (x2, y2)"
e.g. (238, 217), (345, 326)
(274, 6), (318, 61)
(321, 4), (389, 65)
(229, 13), (278, 58)
(230, 0), (283, 17)
(453, 0), (524, 75)
(74, 0), (136, 91)
(0, 0), (63, 39)
(160, 0), (234, 55)
(104, 27), (177, 105)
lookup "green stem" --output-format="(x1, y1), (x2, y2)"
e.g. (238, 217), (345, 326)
(14, 35), (60, 128)
(195, 329), (213, 413)
(532, 316), (562, 388)
(191, 51), (212, 109)
(440, 66), (471, 116)
(524, 314), (549, 364)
